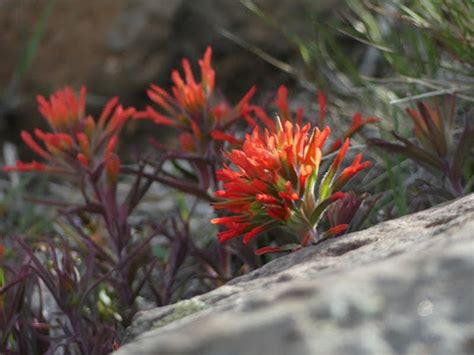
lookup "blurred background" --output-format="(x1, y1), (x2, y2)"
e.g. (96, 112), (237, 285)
(1, 0), (472, 144)
(0, 0), (306, 144)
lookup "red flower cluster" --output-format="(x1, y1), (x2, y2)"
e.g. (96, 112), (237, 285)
(211, 117), (371, 255)
(245, 85), (378, 154)
(135, 47), (255, 153)
(3, 87), (135, 183)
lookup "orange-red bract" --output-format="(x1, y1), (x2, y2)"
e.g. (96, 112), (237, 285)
(211, 117), (371, 254)
(3, 86), (135, 175)
(135, 47), (255, 153)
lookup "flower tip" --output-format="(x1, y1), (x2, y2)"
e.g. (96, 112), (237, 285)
(79, 85), (87, 104)
(77, 153), (89, 168)
(134, 106), (161, 121)
(318, 90), (326, 102)
(333, 138), (350, 165)
(255, 246), (282, 255)
(246, 85), (257, 99)
(330, 192), (346, 202)
(133, 110), (148, 120)
(317, 90), (327, 126)
(321, 125), (331, 136)
(105, 155), (120, 185)
(20, 130), (30, 139)
(146, 88), (155, 99)
(217, 235), (228, 244)
(277, 85), (288, 95)
(3, 160), (48, 172)
(352, 112), (362, 122)
(214, 190), (227, 197)
(205, 45), (212, 58)
(36, 94), (48, 107)
(106, 135), (119, 157)
(328, 224), (349, 236)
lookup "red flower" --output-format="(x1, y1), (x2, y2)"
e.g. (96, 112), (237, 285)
(3, 86), (135, 175)
(37, 86), (86, 130)
(135, 47), (255, 153)
(210, 130), (243, 145)
(171, 46), (214, 112)
(105, 154), (121, 186)
(211, 117), (371, 253)
(3, 160), (49, 172)
(326, 224), (349, 236)
(328, 113), (379, 153)
(318, 90), (326, 127)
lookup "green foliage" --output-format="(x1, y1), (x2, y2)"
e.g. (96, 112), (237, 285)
(240, 0), (474, 103)
(238, 0), (473, 215)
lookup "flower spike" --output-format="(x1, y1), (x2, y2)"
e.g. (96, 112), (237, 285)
(135, 46), (255, 157)
(212, 117), (371, 254)
(3, 86), (135, 179)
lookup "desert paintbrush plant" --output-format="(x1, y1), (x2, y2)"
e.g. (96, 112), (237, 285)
(130, 47), (266, 283)
(370, 96), (474, 199)
(1, 86), (175, 352)
(232, 84), (378, 244)
(0, 63), (263, 352)
(211, 116), (372, 255)
(134, 47), (256, 200)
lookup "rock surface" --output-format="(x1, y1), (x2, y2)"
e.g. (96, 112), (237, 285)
(115, 194), (474, 355)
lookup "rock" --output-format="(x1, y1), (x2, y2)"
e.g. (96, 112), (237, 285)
(115, 194), (474, 355)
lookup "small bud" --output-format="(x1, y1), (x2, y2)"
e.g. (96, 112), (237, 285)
(76, 133), (90, 156)
(105, 135), (118, 159)
(105, 154), (120, 186)
(77, 153), (89, 168)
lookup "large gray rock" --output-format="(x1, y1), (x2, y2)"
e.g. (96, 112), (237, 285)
(115, 194), (474, 355)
